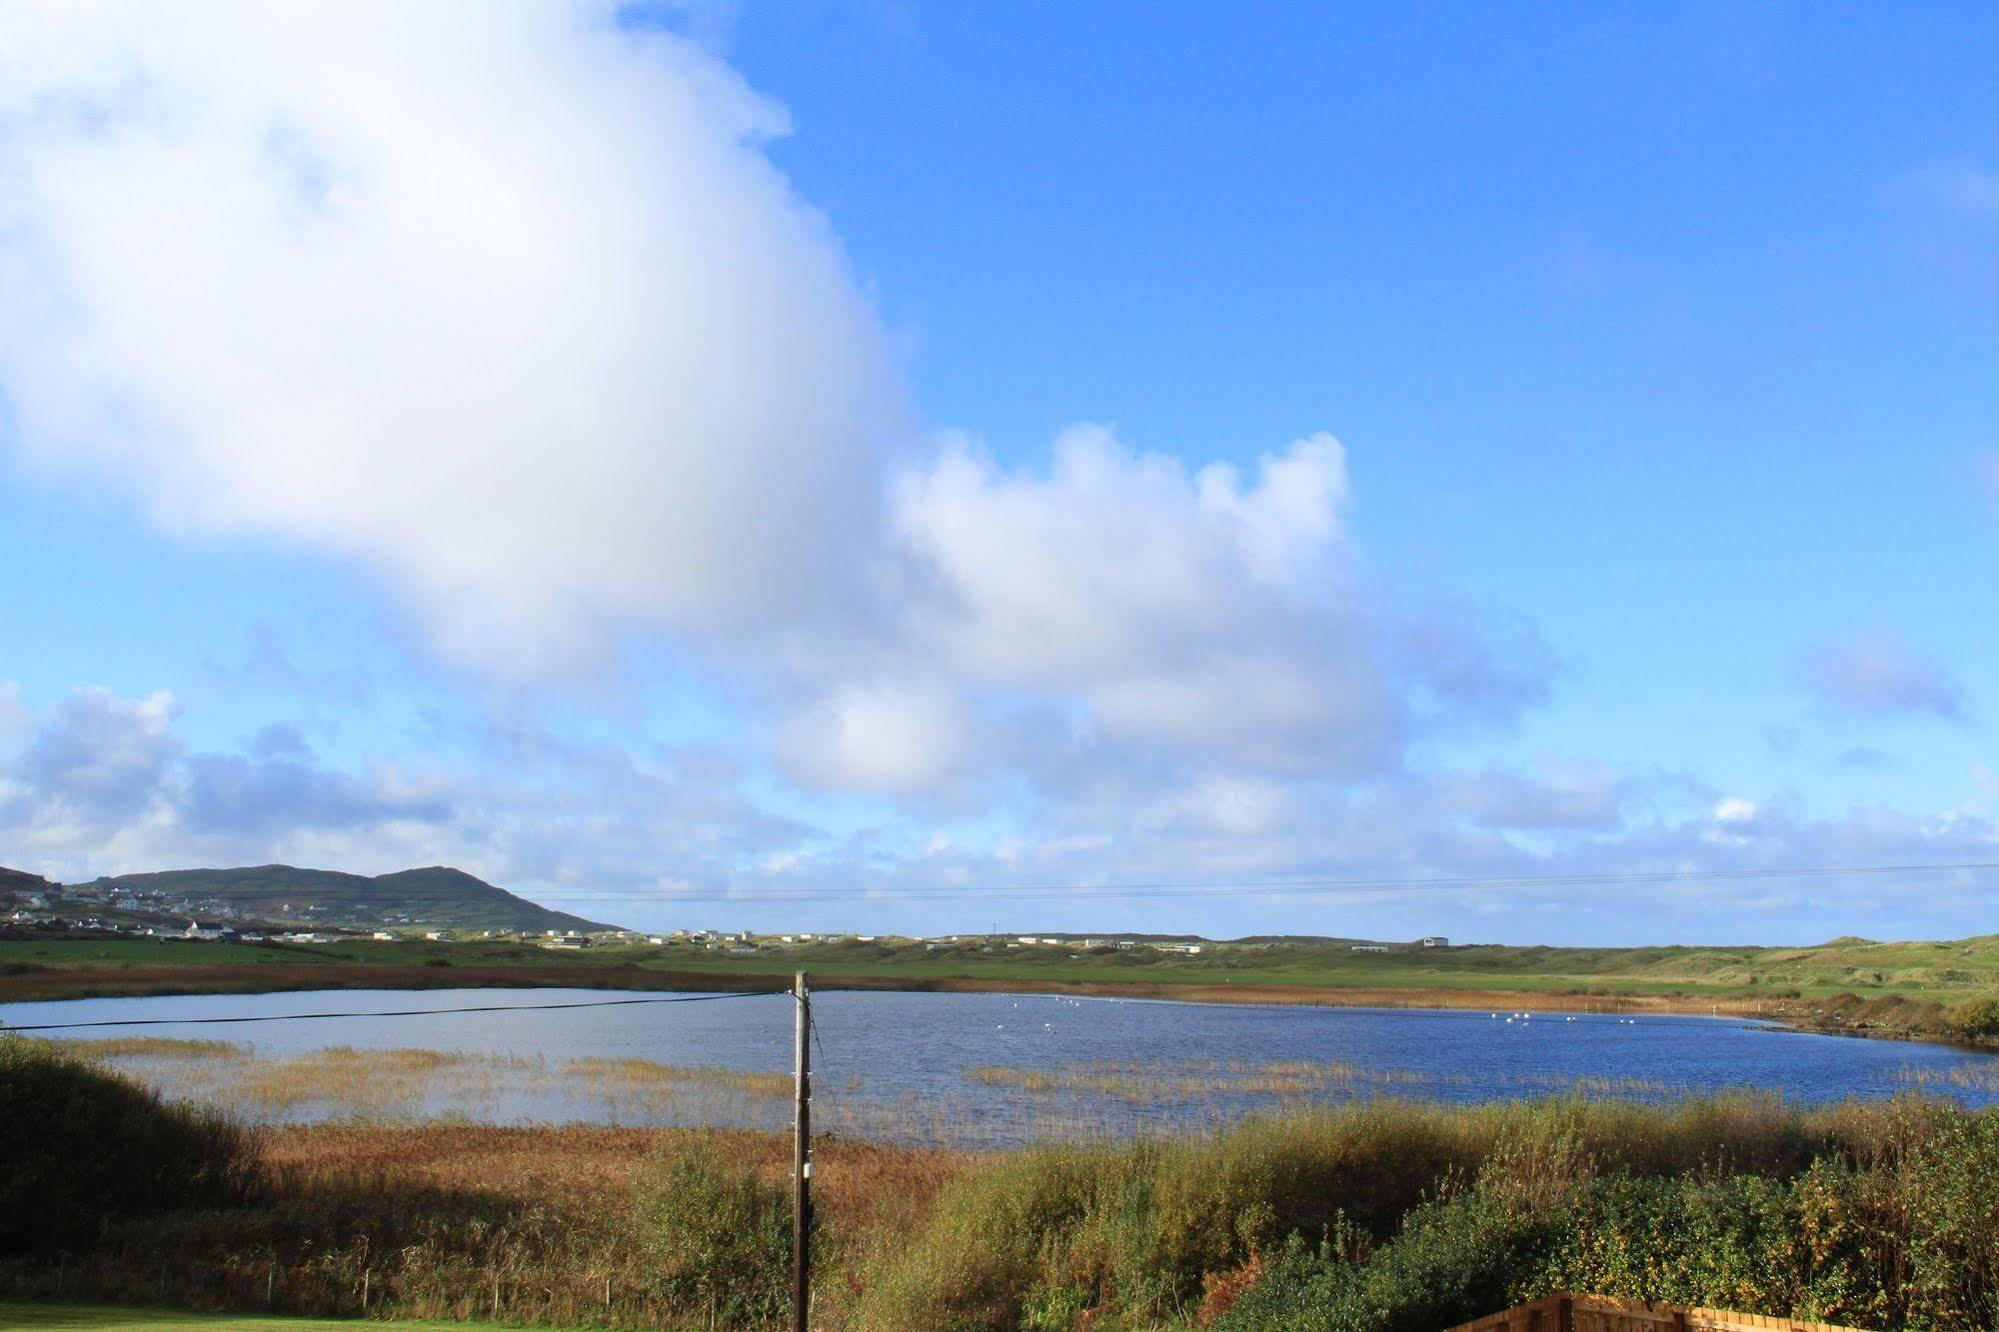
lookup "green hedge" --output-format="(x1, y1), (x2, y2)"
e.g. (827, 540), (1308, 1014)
(0, 1036), (251, 1251)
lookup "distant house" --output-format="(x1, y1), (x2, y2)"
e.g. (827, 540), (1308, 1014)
(1351, 944), (1390, 954)
(645, 936), (667, 945)
(1155, 943), (1203, 955)
(423, 931), (454, 942)
(1420, 936), (1450, 948)
(541, 935), (589, 950)
(179, 920), (226, 941)
(372, 931), (397, 941)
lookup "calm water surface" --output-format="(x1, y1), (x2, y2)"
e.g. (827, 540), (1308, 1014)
(6, 988), (1997, 1145)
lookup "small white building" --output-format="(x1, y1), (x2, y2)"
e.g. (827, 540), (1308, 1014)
(1420, 936), (1450, 948)
(373, 931), (397, 941)
(1351, 944), (1389, 954)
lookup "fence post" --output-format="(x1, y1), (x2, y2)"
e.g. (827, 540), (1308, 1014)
(792, 970), (813, 1332)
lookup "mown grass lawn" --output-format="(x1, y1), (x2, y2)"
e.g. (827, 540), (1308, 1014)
(0, 1303), (585, 1331)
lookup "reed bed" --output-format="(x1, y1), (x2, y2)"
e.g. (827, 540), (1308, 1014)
(74, 1039), (799, 1128)
(1896, 1059), (1999, 1092)
(72, 1036), (242, 1059)
(1, 1118), (979, 1329)
(966, 1057), (1445, 1104)
(566, 1055), (791, 1097)
(71, 1039), (1704, 1149)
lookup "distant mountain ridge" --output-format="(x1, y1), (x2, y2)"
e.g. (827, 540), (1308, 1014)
(76, 864), (619, 933)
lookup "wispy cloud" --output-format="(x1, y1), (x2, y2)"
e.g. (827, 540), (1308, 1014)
(1797, 628), (1966, 722)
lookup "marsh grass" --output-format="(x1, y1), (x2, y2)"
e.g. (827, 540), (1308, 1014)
(11, 1070), (1999, 1330)
(0, 1117), (978, 1329)
(68, 1038), (1703, 1151)
(566, 1055), (790, 1096)
(966, 1058), (1444, 1104)
(73, 1036), (243, 1059)
(73, 1039), (798, 1128)
(1896, 1059), (1999, 1092)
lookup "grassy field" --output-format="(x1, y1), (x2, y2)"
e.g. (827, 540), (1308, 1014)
(6, 930), (1999, 1029)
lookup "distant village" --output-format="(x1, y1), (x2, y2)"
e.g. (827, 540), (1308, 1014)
(0, 865), (1454, 954)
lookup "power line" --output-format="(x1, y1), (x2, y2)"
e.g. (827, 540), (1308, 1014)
(0, 988), (790, 1033)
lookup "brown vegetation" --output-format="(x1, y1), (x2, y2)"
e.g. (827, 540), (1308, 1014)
(0, 1120), (977, 1329)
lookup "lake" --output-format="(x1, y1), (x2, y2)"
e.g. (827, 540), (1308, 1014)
(6, 987), (1998, 1146)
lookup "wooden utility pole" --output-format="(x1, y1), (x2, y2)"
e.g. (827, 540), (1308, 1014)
(792, 971), (812, 1332)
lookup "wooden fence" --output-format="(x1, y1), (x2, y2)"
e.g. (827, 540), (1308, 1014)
(1446, 1294), (1876, 1332)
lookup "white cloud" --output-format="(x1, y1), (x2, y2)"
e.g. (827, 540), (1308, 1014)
(0, 1), (904, 679)
(1713, 796), (1759, 825)
(0, 682), (31, 751)
(0, 4), (1559, 819)
(871, 428), (1403, 778)
(12, 686), (181, 824)
(1437, 758), (1624, 831)
(774, 682), (970, 796)
(1798, 628), (1966, 721)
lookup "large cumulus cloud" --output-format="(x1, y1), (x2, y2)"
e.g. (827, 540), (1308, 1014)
(0, 2), (1543, 814)
(0, 1), (903, 678)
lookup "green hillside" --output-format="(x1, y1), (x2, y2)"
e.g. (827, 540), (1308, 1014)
(75, 864), (619, 934)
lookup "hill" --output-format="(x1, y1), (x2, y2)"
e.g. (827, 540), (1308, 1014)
(73, 864), (619, 934)
(0, 866), (57, 897)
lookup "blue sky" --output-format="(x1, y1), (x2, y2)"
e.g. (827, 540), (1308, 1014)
(2, 1), (1996, 943)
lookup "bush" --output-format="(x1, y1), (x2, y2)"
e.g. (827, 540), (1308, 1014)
(850, 1095), (1890, 1331)
(850, 1142), (1124, 1331)
(633, 1132), (795, 1326)
(1213, 1190), (1545, 1331)
(0, 1035), (250, 1251)
(1945, 994), (1999, 1041)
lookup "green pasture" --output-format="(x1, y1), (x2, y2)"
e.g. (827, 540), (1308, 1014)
(7, 928), (1999, 1007)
